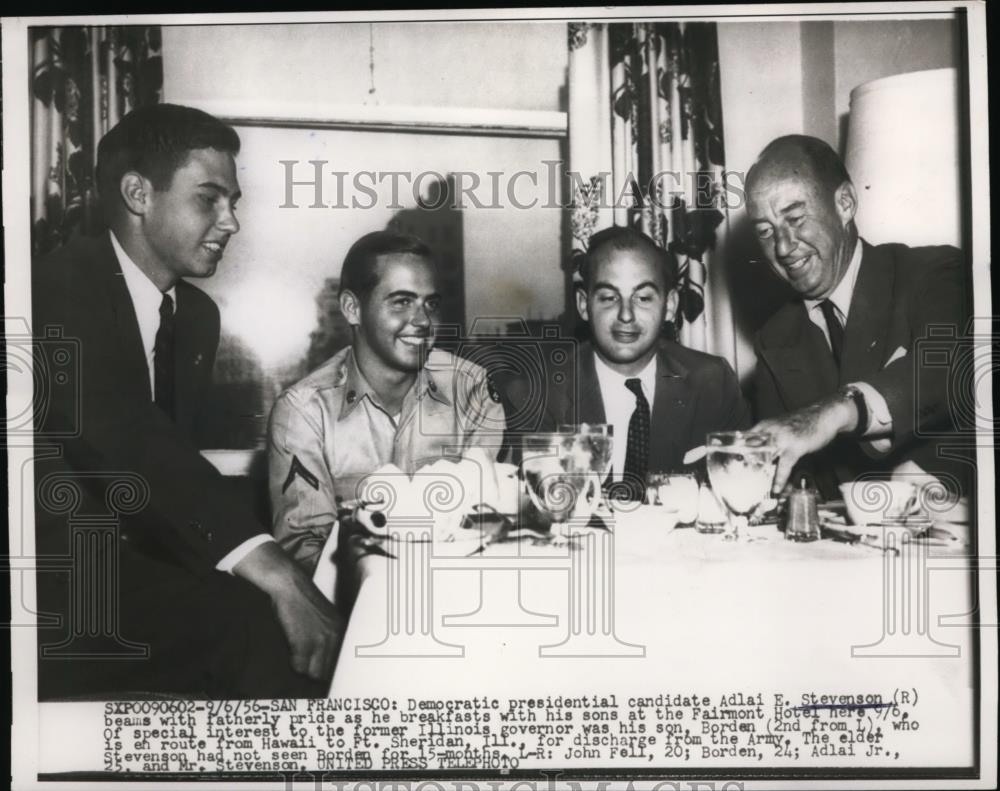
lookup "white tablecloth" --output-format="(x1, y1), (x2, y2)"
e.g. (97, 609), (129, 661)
(321, 506), (975, 768)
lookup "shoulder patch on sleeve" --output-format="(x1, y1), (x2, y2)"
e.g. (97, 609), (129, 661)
(282, 455), (320, 493)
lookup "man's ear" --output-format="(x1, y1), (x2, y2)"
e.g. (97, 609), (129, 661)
(119, 172), (152, 217)
(340, 289), (362, 327)
(664, 288), (680, 325)
(834, 180), (858, 227)
(575, 285), (590, 322)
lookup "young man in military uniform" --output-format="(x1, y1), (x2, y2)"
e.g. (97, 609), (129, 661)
(268, 230), (506, 573)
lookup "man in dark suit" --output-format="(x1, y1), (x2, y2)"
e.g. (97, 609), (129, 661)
(32, 104), (341, 699)
(746, 135), (969, 497)
(506, 226), (751, 499)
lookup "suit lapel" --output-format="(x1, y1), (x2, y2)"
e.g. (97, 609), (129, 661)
(173, 285), (205, 431)
(758, 304), (839, 410)
(566, 347), (608, 426)
(99, 236), (153, 402)
(649, 348), (694, 472)
(841, 241), (893, 384)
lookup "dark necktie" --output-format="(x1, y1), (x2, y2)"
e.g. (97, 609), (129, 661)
(819, 299), (844, 369)
(154, 293), (175, 420)
(623, 378), (650, 501)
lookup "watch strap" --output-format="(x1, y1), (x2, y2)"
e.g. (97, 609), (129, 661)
(840, 385), (869, 439)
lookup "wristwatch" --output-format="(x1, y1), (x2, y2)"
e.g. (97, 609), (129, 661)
(840, 385), (869, 439)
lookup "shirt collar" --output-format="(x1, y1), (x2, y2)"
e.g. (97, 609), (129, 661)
(593, 350), (658, 394)
(418, 351), (453, 407)
(338, 347), (450, 419)
(804, 237), (863, 321)
(110, 229), (177, 310)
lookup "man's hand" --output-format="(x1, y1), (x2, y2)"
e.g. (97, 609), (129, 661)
(752, 392), (860, 493)
(232, 542), (344, 683)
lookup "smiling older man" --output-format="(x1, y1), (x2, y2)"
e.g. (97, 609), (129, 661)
(746, 135), (970, 498)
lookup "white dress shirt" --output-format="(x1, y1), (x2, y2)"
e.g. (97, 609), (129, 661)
(593, 353), (657, 480)
(802, 239), (892, 448)
(111, 231), (176, 396)
(109, 231), (272, 572)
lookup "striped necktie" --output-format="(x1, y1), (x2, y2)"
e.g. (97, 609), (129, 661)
(622, 377), (650, 501)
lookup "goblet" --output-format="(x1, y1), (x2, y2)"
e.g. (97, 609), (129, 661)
(558, 423), (613, 510)
(705, 432), (777, 541)
(521, 432), (602, 539)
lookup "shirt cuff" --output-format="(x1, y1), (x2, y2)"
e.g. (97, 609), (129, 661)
(849, 381), (893, 454)
(215, 534), (276, 574)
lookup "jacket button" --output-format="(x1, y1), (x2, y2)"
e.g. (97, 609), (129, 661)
(189, 519), (202, 532)
(205, 531), (214, 542)
(346, 390), (357, 403)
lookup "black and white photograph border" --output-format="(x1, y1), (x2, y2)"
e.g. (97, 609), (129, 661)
(4, 3), (995, 790)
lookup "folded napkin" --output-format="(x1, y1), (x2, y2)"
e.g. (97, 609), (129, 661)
(350, 452), (521, 545)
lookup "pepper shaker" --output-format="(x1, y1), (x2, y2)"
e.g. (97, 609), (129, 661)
(784, 476), (820, 542)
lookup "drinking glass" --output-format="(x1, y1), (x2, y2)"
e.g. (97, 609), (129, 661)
(557, 423), (613, 482)
(705, 432), (777, 540)
(521, 433), (602, 537)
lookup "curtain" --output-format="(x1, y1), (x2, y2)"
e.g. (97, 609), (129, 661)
(567, 21), (737, 364)
(31, 26), (163, 257)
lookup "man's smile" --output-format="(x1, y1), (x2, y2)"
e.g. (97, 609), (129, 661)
(781, 253), (814, 275)
(397, 335), (430, 348)
(611, 328), (641, 343)
(201, 239), (227, 259)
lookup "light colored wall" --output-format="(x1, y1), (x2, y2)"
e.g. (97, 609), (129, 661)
(801, 21), (838, 148)
(164, 22), (567, 112)
(717, 21), (806, 381)
(162, 21), (569, 350)
(718, 21), (806, 179)
(720, 18), (959, 189)
(795, 19), (959, 153)
(832, 19), (958, 129)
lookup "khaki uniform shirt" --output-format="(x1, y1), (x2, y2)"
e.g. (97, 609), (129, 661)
(268, 346), (506, 570)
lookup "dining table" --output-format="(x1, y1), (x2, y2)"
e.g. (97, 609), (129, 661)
(316, 500), (977, 772)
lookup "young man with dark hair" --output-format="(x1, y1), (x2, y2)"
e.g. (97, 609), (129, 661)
(506, 225), (751, 500)
(268, 230), (506, 572)
(33, 103), (341, 699)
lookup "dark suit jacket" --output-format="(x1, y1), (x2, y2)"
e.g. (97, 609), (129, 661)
(32, 232), (263, 572)
(504, 339), (752, 472)
(753, 241), (970, 496)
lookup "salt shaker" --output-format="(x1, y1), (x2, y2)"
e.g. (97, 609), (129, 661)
(784, 477), (820, 542)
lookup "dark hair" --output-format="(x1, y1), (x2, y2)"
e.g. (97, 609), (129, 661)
(578, 225), (678, 291)
(746, 134), (852, 197)
(339, 230), (435, 302)
(96, 103), (240, 208)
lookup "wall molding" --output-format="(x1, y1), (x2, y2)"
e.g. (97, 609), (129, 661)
(195, 100), (568, 139)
